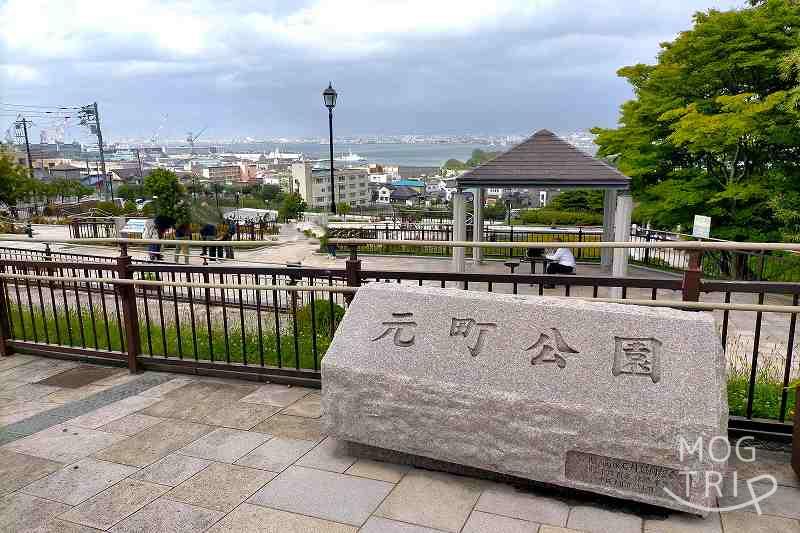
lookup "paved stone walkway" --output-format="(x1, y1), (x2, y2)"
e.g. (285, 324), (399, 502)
(0, 354), (798, 532)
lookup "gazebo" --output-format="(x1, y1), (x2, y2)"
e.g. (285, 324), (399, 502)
(453, 129), (632, 278)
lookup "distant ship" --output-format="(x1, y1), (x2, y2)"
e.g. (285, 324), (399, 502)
(335, 149), (366, 163)
(267, 147), (302, 161)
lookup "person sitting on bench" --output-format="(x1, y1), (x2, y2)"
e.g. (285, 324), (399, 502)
(545, 238), (576, 274)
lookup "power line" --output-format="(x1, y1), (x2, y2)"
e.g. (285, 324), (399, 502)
(0, 102), (80, 110)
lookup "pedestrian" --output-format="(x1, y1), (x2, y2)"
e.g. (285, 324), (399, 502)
(174, 222), (191, 264)
(200, 223), (217, 261)
(225, 218), (236, 259)
(545, 237), (576, 275)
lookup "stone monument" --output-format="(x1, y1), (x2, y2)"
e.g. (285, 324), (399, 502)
(322, 285), (728, 515)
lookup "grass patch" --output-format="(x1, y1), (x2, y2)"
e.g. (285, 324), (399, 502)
(9, 299), (343, 371)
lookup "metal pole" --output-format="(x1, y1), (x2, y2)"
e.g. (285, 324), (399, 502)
(20, 118), (34, 179)
(93, 102), (110, 201)
(329, 109), (336, 214)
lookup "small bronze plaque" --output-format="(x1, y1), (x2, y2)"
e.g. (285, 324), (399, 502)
(565, 451), (686, 498)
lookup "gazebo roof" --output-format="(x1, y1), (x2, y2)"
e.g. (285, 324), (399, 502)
(456, 129), (630, 189)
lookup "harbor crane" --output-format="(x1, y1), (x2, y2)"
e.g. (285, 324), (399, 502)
(186, 126), (207, 155)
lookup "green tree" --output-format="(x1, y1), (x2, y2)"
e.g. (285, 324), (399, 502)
(278, 192), (307, 221)
(143, 169), (187, 226)
(336, 202), (351, 219)
(549, 190), (604, 213)
(592, 0), (800, 241)
(466, 149), (501, 167)
(482, 202), (507, 221)
(443, 158), (468, 170)
(0, 147), (37, 210)
(116, 183), (145, 202)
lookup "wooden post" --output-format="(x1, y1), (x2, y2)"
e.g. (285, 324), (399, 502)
(0, 276), (12, 357)
(117, 245), (140, 373)
(793, 387), (800, 477)
(682, 250), (703, 302)
(344, 246), (361, 304)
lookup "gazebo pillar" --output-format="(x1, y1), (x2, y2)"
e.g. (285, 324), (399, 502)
(451, 190), (467, 273)
(610, 192), (633, 299)
(472, 188), (484, 263)
(601, 189), (617, 270)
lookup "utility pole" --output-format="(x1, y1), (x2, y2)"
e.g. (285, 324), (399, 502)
(79, 102), (110, 200)
(14, 117), (34, 179)
(135, 148), (143, 181)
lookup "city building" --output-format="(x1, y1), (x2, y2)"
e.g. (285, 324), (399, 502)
(291, 162), (370, 208)
(200, 165), (241, 183)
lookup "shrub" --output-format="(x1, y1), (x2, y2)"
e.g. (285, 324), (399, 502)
(518, 209), (602, 226)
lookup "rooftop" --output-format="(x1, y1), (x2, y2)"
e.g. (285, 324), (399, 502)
(457, 129), (630, 189)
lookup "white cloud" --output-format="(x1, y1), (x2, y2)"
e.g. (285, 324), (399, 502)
(0, 64), (42, 84)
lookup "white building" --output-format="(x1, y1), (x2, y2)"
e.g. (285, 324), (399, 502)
(291, 162), (371, 209)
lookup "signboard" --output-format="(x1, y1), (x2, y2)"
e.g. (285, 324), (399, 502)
(692, 215), (711, 239)
(120, 218), (150, 236)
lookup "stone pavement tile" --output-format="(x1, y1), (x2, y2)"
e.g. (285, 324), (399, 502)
(108, 498), (224, 533)
(94, 419), (213, 467)
(732, 449), (799, 488)
(719, 510), (800, 533)
(91, 371), (141, 389)
(719, 482), (800, 519)
(178, 427), (269, 463)
(2, 424), (125, 463)
(59, 478), (169, 530)
(566, 506), (643, 533)
(0, 383), (61, 401)
(251, 413), (322, 441)
(462, 510), (539, 533)
(239, 384), (313, 407)
(475, 485), (569, 527)
(166, 462), (275, 513)
(0, 400), (62, 426)
(0, 378), (27, 391)
(248, 465), (393, 526)
(68, 395), (161, 429)
(44, 385), (108, 404)
(37, 365), (122, 389)
(0, 358), (78, 384)
(137, 377), (194, 398)
(28, 519), (102, 532)
(22, 458), (138, 505)
(296, 436), (356, 473)
(281, 393), (321, 418)
(99, 413), (164, 436)
(346, 458), (410, 483)
(0, 492), (72, 532)
(142, 392), (279, 430)
(0, 353), (36, 372)
(539, 527), (586, 533)
(360, 516), (445, 532)
(205, 503), (357, 533)
(644, 512), (722, 532)
(236, 436), (317, 472)
(1, 413), (69, 438)
(376, 469), (484, 532)
(0, 449), (63, 496)
(131, 453), (211, 486)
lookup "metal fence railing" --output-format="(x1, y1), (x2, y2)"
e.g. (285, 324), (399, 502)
(0, 236), (797, 441)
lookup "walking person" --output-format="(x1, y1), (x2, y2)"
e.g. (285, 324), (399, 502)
(173, 222), (191, 264)
(200, 223), (217, 262)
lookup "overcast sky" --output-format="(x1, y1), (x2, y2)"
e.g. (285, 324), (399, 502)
(0, 0), (744, 141)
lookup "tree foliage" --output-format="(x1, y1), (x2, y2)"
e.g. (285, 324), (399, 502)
(278, 192), (307, 221)
(592, 0), (800, 241)
(0, 147), (38, 208)
(143, 169), (189, 226)
(548, 190), (604, 214)
(443, 149), (502, 170)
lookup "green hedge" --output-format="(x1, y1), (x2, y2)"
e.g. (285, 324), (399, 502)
(518, 209), (603, 226)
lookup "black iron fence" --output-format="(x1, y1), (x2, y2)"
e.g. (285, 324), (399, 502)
(0, 241), (796, 441)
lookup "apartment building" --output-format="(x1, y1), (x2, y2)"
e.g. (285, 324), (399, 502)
(291, 162), (370, 208)
(200, 165), (241, 183)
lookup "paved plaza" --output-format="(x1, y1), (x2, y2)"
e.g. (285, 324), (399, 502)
(0, 354), (797, 532)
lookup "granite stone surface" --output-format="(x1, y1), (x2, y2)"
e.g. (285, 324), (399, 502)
(322, 285), (728, 515)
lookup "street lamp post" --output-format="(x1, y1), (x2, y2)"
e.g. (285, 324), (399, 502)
(323, 82), (338, 214)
